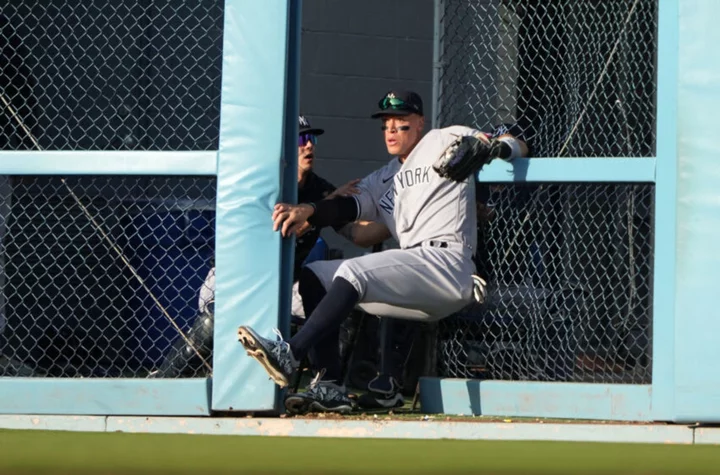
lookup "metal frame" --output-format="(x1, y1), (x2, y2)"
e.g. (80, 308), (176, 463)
(478, 157), (656, 183)
(0, 0), (699, 422)
(423, 0), (678, 421)
(0, 151), (218, 175)
(0, 0), (297, 416)
(649, 0), (678, 422)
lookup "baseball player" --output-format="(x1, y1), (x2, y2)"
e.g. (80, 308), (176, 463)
(150, 115), (370, 378)
(238, 90), (529, 413)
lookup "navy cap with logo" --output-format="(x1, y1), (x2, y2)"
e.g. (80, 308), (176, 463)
(299, 115), (324, 136)
(371, 90), (424, 119)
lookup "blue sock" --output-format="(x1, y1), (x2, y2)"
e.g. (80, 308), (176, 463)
(291, 275), (358, 381)
(297, 268), (342, 381)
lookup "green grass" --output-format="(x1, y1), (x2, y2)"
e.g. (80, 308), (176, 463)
(1, 429), (720, 474)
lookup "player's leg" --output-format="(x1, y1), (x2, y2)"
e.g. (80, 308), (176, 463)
(238, 247), (473, 389)
(288, 259), (346, 383)
(236, 258), (358, 390)
(284, 264), (353, 414)
(341, 246), (476, 320)
(287, 247), (473, 410)
(286, 275), (359, 368)
(296, 261), (344, 382)
(288, 262), (361, 414)
(357, 272), (486, 409)
(344, 248), (473, 409)
(287, 249), (430, 370)
(289, 260), (401, 415)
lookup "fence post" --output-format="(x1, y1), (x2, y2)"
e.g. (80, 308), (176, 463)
(211, 0), (291, 413)
(431, 0), (444, 130)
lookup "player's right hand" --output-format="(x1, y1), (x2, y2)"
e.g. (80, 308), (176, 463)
(296, 221), (313, 237)
(272, 203), (314, 237)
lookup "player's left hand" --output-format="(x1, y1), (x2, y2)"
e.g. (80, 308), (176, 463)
(433, 133), (511, 183)
(272, 203), (314, 237)
(327, 178), (360, 199)
(433, 134), (493, 182)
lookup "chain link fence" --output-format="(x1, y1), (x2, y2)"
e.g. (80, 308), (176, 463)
(1, 1), (223, 151)
(351, 182), (650, 386)
(0, 176), (216, 378)
(438, 184), (653, 383)
(435, 0), (657, 157)
(435, 0), (657, 383)
(0, 2), (222, 378)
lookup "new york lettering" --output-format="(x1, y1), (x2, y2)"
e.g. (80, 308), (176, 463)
(378, 166), (431, 214)
(395, 166), (431, 189)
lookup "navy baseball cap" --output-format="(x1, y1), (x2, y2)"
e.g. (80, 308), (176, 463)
(371, 90), (424, 118)
(299, 115), (324, 136)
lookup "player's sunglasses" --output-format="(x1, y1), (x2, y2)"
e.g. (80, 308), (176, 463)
(378, 96), (420, 113)
(381, 125), (411, 131)
(298, 133), (317, 147)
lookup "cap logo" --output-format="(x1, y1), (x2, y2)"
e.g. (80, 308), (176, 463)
(299, 116), (310, 127)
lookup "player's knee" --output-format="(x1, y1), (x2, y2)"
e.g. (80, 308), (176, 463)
(334, 261), (365, 298)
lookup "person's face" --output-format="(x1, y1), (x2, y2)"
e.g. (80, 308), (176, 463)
(381, 114), (424, 157)
(297, 132), (317, 174)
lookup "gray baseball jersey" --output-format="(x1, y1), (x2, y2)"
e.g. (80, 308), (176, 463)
(352, 125), (479, 252)
(306, 125), (481, 321)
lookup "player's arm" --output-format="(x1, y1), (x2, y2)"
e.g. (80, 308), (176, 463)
(296, 178), (360, 237)
(273, 167), (384, 237)
(468, 130), (528, 161)
(433, 124), (531, 182)
(272, 197), (359, 238)
(337, 220), (392, 248)
(492, 133), (529, 159)
(451, 124), (530, 159)
(487, 123), (531, 159)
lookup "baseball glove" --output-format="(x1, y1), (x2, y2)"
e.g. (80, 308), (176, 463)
(433, 134), (510, 182)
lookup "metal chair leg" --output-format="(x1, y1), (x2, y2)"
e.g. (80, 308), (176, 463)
(340, 311), (365, 387)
